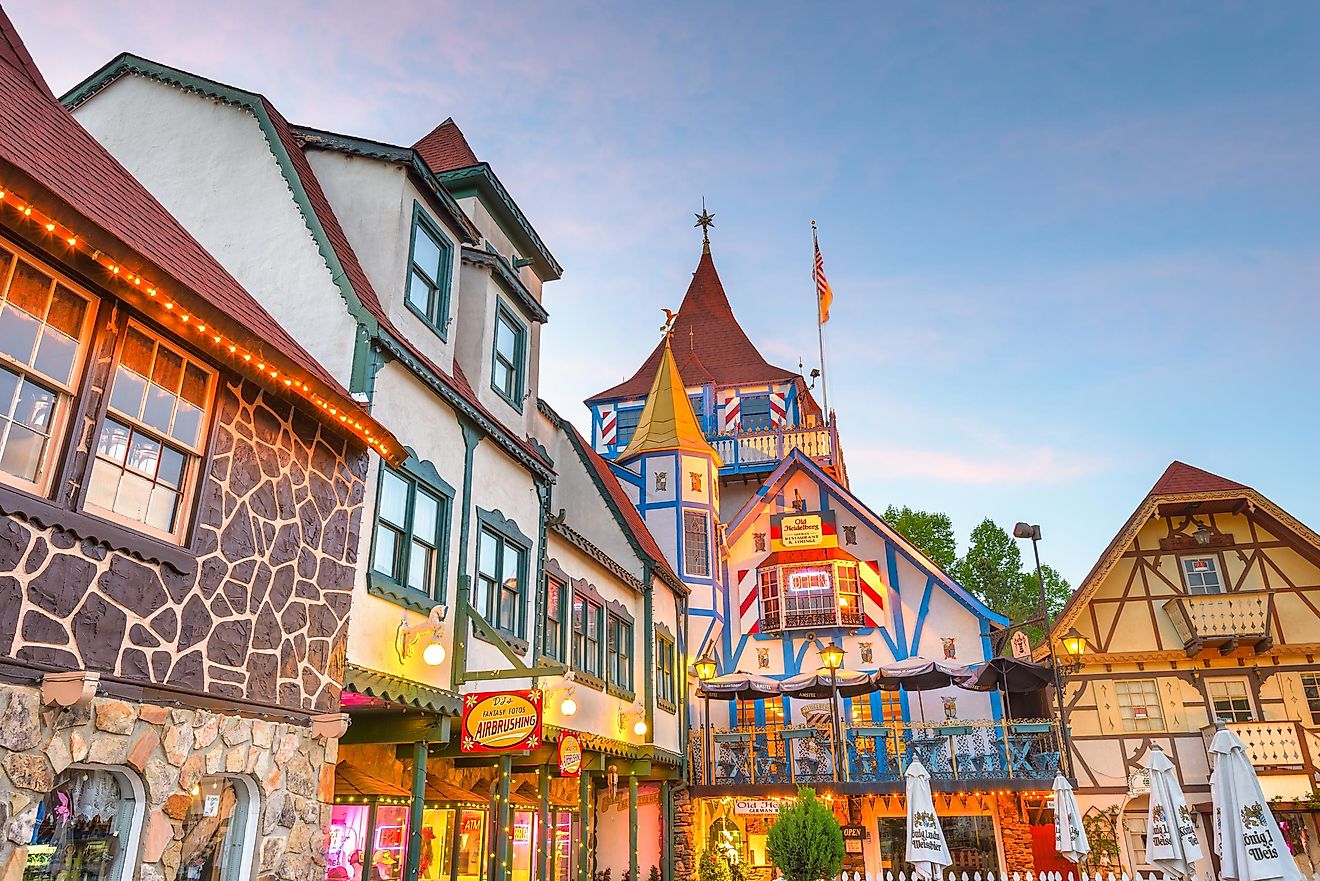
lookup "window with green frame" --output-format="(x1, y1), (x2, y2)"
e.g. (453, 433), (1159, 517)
(491, 302), (527, 407)
(370, 463), (450, 604)
(541, 574), (567, 662)
(475, 526), (528, 638)
(656, 632), (677, 711)
(606, 610), (633, 695)
(572, 588), (603, 682)
(405, 205), (454, 337)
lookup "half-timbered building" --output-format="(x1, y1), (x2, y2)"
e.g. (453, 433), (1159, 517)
(1046, 461), (1320, 877)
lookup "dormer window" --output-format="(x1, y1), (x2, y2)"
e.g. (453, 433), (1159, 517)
(758, 561), (864, 633)
(491, 302), (526, 408)
(1180, 555), (1223, 595)
(405, 205), (454, 339)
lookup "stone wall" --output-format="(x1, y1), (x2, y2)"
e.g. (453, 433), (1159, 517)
(0, 371), (367, 714)
(997, 792), (1034, 874)
(0, 684), (337, 881)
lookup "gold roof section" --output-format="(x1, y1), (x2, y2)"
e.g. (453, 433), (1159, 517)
(618, 336), (722, 466)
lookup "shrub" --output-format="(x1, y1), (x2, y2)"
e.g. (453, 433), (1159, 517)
(766, 787), (844, 881)
(648, 867), (660, 881)
(698, 848), (730, 881)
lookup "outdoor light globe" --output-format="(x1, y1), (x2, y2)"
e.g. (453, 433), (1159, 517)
(560, 697), (578, 717)
(422, 643), (446, 666)
(1060, 628), (1088, 659)
(819, 642), (845, 670)
(694, 654), (717, 682)
(633, 720), (648, 736)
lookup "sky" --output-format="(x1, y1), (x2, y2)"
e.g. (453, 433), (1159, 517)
(10, 1), (1320, 584)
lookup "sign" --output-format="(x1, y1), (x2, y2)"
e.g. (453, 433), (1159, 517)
(1010, 630), (1032, 660)
(733, 798), (783, 815)
(1128, 767), (1151, 797)
(203, 794), (220, 817)
(842, 825), (866, 854)
(770, 511), (838, 552)
(558, 733), (582, 778)
(461, 689), (543, 753)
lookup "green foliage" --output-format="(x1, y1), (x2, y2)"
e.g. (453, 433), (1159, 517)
(766, 787), (844, 881)
(953, 518), (1072, 647)
(883, 506), (958, 570)
(647, 866), (661, 881)
(697, 849), (730, 881)
(1080, 806), (1121, 872)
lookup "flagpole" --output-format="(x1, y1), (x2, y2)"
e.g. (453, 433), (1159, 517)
(812, 220), (830, 420)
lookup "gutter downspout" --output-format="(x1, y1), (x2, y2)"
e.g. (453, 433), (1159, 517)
(642, 560), (655, 741)
(450, 418), (482, 691)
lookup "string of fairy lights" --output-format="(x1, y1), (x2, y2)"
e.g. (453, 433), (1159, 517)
(0, 184), (394, 460)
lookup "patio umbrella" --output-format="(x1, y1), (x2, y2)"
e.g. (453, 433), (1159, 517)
(904, 759), (951, 880)
(778, 669), (875, 699)
(876, 657), (972, 691)
(958, 657), (1054, 693)
(1145, 745), (1204, 880)
(696, 672), (782, 701)
(1210, 724), (1303, 881)
(1052, 774), (1090, 864)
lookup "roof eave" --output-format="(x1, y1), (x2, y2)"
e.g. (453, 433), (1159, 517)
(437, 164), (562, 281)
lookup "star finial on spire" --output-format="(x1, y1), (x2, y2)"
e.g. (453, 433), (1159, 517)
(694, 198), (714, 253)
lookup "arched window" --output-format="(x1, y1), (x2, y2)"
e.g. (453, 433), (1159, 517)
(27, 766), (144, 881)
(707, 816), (744, 865)
(176, 774), (259, 881)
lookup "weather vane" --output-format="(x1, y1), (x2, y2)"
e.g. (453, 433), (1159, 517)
(661, 307), (677, 336)
(694, 197), (714, 251)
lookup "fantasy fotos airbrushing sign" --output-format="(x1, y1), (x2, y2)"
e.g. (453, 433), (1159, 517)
(461, 689), (543, 753)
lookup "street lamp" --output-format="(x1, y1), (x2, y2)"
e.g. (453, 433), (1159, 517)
(819, 642), (846, 781)
(1192, 520), (1213, 547)
(695, 649), (718, 785)
(1013, 522), (1077, 779)
(1060, 628), (1089, 666)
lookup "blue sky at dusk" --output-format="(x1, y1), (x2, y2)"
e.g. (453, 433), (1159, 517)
(12, 1), (1320, 583)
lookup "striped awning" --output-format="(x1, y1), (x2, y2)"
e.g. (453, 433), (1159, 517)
(342, 664), (462, 716)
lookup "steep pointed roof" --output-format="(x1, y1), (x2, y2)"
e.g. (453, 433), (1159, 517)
(413, 117), (479, 172)
(0, 6), (50, 100)
(588, 248), (801, 403)
(1149, 460), (1247, 496)
(618, 336), (722, 465)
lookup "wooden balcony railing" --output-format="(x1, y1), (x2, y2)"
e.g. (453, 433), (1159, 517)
(1163, 592), (1273, 656)
(709, 421), (838, 474)
(688, 720), (1062, 787)
(1203, 720), (1311, 771)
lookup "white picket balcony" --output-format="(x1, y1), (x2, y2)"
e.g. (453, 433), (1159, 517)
(1162, 591), (1273, 656)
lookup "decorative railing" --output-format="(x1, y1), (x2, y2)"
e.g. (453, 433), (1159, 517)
(708, 422), (837, 473)
(1163, 592), (1272, 653)
(688, 720), (1062, 786)
(1203, 720), (1309, 769)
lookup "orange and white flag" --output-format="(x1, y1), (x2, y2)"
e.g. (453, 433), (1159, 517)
(814, 234), (833, 324)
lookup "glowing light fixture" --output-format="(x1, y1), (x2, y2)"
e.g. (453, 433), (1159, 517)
(422, 642), (446, 666)
(819, 641), (845, 671)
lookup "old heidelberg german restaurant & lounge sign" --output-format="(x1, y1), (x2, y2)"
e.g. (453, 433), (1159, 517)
(461, 689), (543, 753)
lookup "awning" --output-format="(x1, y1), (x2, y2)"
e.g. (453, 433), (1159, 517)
(756, 546), (860, 567)
(958, 657), (1054, 693)
(875, 657), (972, 691)
(334, 762), (411, 799)
(425, 776), (489, 806)
(342, 664), (463, 716)
(697, 671), (782, 700)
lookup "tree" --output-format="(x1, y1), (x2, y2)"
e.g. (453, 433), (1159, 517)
(954, 518), (1024, 615)
(882, 505), (958, 571)
(766, 787), (844, 881)
(1024, 562), (1072, 619)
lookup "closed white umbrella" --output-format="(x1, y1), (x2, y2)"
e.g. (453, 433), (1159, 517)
(1145, 745), (1204, 880)
(904, 759), (951, 880)
(1052, 774), (1090, 863)
(1210, 724), (1303, 881)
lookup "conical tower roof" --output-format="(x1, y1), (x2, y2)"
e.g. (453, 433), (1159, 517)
(588, 248), (801, 403)
(618, 336), (722, 466)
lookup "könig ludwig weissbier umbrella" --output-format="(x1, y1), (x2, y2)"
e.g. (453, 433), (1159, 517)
(1145, 745), (1204, 879)
(905, 759), (952, 880)
(1210, 724), (1303, 881)
(1052, 774), (1090, 863)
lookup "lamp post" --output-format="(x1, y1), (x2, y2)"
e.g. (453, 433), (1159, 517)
(1013, 522), (1077, 778)
(819, 641), (846, 781)
(694, 650), (718, 786)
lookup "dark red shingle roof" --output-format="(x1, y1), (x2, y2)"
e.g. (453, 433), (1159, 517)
(414, 118), (479, 173)
(1149, 461), (1247, 496)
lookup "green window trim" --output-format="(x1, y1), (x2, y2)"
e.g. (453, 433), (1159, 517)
(541, 572), (568, 664)
(655, 624), (677, 714)
(367, 453), (455, 611)
(571, 579), (605, 682)
(491, 299), (528, 411)
(606, 607), (634, 696)
(474, 508), (531, 642)
(404, 202), (456, 341)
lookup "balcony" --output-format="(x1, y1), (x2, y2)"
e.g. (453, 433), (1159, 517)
(688, 720), (1062, 788)
(709, 421), (840, 476)
(1163, 592), (1273, 656)
(1203, 720), (1311, 771)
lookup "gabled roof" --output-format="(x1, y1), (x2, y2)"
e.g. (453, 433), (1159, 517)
(414, 118), (479, 172)
(1050, 460), (1320, 642)
(62, 52), (552, 477)
(727, 450), (1008, 627)
(0, 11), (395, 457)
(618, 337), (721, 465)
(587, 247), (804, 403)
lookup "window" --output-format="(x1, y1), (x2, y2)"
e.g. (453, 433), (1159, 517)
(28, 767), (142, 881)
(0, 247), (95, 491)
(1208, 678), (1253, 723)
(736, 701), (757, 729)
(758, 561), (865, 632)
(491, 304), (526, 406)
(572, 590), (603, 678)
(86, 323), (214, 541)
(688, 394), (706, 432)
(1181, 556), (1223, 595)
(683, 509), (711, 578)
(614, 407), (641, 447)
(1116, 679), (1164, 732)
(177, 775), (256, 881)
(405, 208), (453, 336)
(657, 633), (676, 709)
(476, 527), (527, 637)
(542, 576), (566, 661)
(1303, 674), (1320, 726)
(607, 612), (633, 692)
(740, 395), (772, 432)
(371, 465), (449, 600)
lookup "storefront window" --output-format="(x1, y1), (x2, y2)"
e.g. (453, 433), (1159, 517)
(511, 811), (536, 881)
(176, 776), (253, 881)
(552, 815), (576, 881)
(420, 809), (455, 881)
(455, 809), (487, 881)
(370, 805), (411, 881)
(328, 805), (370, 881)
(27, 768), (140, 881)
(707, 817), (744, 866)
(876, 816), (998, 874)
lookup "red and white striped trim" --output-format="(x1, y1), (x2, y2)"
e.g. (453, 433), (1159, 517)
(769, 391), (787, 426)
(721, 392), (740, 434)
(599, 406), (617, 446)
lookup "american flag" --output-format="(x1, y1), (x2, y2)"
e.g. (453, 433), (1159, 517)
(814, 235), (833, 325)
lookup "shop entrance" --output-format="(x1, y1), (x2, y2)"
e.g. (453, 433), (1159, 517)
(875, 816), (999, 875)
